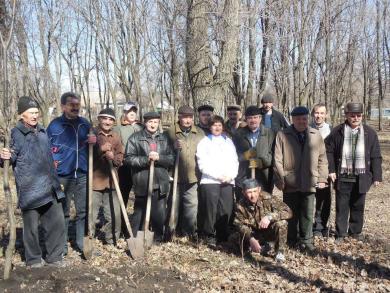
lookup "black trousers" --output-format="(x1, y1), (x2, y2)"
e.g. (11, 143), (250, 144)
(198, 184), (234, 242)
(22, 198), (65, 265)
(313, 185), (331, 233)
(336, 181), (366, 237)
(118, 165), (133, 237)
(130, 191), (167, 239)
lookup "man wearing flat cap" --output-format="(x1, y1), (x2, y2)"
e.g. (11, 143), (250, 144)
(233, 105), (275, 198)
(260, 94), (289, 133)
(274, 106), (328, 252)
(230, 178), (292, 262)
(167, 105), (204, 237)
(225, 105), (246, 137)
(91, 108), (124, 245)
(325, 102), (381, 243)
(197, 104), (214, 135)
(1, 96), (66, 267)
(125, 111), (175, 240)
(114, 101), (143, 238)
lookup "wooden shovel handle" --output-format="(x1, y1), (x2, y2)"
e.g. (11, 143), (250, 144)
(168, 149), (180, 230)
(87, 130), (94, 238)
(144, 161), (155, 232)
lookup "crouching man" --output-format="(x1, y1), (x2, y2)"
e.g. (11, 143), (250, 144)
(0, 96), (66, 268)
(230, 178), (292, 262)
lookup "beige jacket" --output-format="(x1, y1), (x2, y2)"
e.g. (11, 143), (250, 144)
(273, 126), (328, 193)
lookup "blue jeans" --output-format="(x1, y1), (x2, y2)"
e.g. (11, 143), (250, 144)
(59, 175), (87, 252)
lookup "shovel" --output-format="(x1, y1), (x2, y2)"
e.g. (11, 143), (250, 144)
(83, 129), (94, 259)
(167, 149), (180, 240)
(109, 161), (144, 259)
(137, 160), (155, 250)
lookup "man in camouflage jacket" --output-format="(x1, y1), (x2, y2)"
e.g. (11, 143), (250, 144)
(231, 178), (292, 262)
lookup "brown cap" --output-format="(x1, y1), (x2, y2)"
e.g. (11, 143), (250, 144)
(227, 105), (241, 111)
(344, 102), (363, 113)
(178, 105), (194, 115)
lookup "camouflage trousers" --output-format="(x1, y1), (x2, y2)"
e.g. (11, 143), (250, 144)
(229, 220), (288, 254)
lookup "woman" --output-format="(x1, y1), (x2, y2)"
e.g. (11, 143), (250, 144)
(196, 115), (239, 243)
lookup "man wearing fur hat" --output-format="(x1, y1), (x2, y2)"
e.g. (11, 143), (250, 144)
(92, 108), (124, 245)
(230, 178), (292, 262)
(0, 96), (66, 268)
(325, 102), (382, 242)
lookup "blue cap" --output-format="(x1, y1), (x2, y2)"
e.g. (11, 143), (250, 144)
(291, 106), (309, 116)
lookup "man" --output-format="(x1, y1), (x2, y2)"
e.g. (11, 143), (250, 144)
(167, 105), (204, 237)
(0, 96), (66, 267)
(125, 112), (175, 241)
(47, 92), (96, 255)
(92, 108), (124, 245)
(274, 106), (328, 251)
(225, 105), (246, 137)
(197, 104), (214, 135)
(233, 106), (275, 197)
(260, 94), (289, 133)
(114, 101), (143, 237)
(325, 102), (381, 242)
(311, 103), (332, 237)
(231, 178), (292, 262)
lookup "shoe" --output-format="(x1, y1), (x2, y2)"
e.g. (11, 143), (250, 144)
(335, 236), (345, 244)
(313, 230), (323, 237)
(27, 259), (45, 268)
(204, 236), (216, 247)
(349, 234), (364, 241)
(275, 252), (286, 263)
(299, 243), (315, 252)
(261, 242), (272, 255)
(46, 260), (69, 268)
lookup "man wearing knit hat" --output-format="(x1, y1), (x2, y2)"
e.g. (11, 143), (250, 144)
(167, 105), (204, 238)
(91, 108), (124, 246)
(0, 96), (66, 268)
(47, 92), (96, 256)
(325, 102), (381, 243)
(260, 94), (289, 133)
(274, 106), (328, 252)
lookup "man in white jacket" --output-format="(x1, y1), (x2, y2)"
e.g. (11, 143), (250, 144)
(196, 115), (239, 244)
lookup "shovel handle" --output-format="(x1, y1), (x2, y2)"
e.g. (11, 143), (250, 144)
(109, 162), (135, 239)
(87, 130), (94, 238)
(144, 161), (155, 233)
(168, 149), (180, 230)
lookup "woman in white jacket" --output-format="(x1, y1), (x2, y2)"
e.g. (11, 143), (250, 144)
(196, 115), (239, 243)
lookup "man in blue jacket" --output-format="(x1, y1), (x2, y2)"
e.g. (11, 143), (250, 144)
(47, 92), (96, 255)
(1, 96), (66, 267)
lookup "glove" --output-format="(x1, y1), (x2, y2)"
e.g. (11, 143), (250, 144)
(243, 148), (257, 160)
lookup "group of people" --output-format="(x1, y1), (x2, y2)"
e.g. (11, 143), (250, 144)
(0, 92), (382, 268)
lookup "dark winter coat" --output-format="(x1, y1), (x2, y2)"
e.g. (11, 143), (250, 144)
(0, 121), (64, 210)
(260, 108), (289, 133)
(124, 129), (175, 196)
(325, 123), (382, 193)
(232, 125), (275, 192)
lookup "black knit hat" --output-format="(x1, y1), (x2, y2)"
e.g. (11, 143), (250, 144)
(197, 104), (214, 113)
(18, 96), (38, 114)
(98, 108), (116, 120)
(245, 105), (262, 117)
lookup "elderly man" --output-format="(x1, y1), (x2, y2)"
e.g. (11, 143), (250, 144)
(197, 104), (214, 135)
(311, 103), (332, 237)
(114, 101), (143, 238)
(274, 106), (328, 252)
(233, 106), (275, 197)
(125, 112), (175, 241)
(0, 96), (66, 267)
(225, 105), (246, 137)
(92, 108), (124, 245)
(167, 105), (204, 237)
(231, 178), (292, 262)
(47, 92), (95, 256)
(260, 94), (289, 133)
(325, 102), (381, 242)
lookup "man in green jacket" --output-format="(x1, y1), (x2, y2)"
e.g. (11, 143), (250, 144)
(167, 106), (205, 237)
(233, 106), (275, 198)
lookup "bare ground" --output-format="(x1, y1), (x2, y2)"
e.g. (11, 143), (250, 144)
(0, 137), (389, 292)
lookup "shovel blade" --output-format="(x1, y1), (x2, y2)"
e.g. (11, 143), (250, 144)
(126, 237), (144, 259)
(137, 230), (154, 250)
(83, 236), (93, 259)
